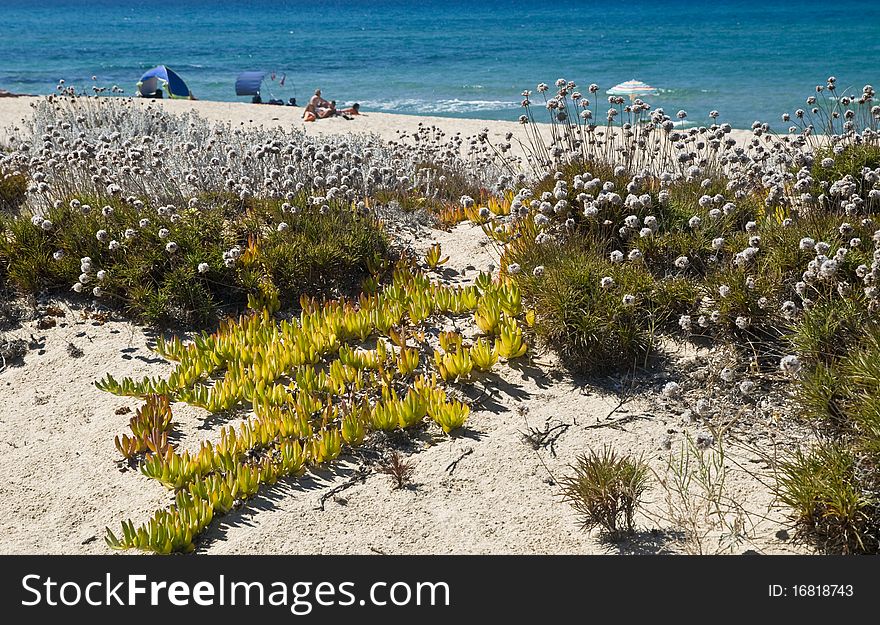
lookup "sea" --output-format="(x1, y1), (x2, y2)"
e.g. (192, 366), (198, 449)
(1, 0), (878, 130)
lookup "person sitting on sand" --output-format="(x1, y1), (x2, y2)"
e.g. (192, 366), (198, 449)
(309, 89), (329, 111)
(302, 102), (317, 122)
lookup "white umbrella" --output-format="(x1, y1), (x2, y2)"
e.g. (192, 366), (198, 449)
(606, 79), (658, 101)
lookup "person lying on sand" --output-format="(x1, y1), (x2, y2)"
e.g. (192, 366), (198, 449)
(319, 102), (361, 120)
(316, 100), (337, 119)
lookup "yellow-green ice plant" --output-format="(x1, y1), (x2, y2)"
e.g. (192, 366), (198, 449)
(100, 263), (530, 553)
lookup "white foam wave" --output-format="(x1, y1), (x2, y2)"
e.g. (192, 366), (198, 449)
(356, 98), (518, 114)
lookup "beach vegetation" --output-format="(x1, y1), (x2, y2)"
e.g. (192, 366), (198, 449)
(654, 433), (751, 554)
(377, 451), (416, 490)
(775, 443), (878, 554)
(3, 76), (880, 554)
(114, 393), (174, 459)
(0, 189), (389, 327)
(0, 169), (28, 212)
(560, 445), (651, 539)
(424, 242), (448, 269)
(96, 263), (524, 552)
(491, 76), (879, 552)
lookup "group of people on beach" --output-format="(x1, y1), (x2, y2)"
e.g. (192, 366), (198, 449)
(302, 89), (360, 121)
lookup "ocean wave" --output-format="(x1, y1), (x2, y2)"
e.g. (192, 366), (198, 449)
(356, 98), (518, 114)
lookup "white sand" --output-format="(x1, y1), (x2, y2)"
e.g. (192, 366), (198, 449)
(0, 97), (807, 555)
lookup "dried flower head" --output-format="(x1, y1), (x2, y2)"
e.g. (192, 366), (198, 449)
(662, 381), (681, 398)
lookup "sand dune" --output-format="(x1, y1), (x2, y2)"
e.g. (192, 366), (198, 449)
(0, 95), (805, 556)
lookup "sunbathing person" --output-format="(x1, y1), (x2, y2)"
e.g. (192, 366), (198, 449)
(309, 89), (329, 110)
(339, 103), (360, 115)
(302, 102), (317, 122)
(316, 100), (337, 119)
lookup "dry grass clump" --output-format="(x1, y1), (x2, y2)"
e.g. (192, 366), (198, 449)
(559, 445), (651, 539)
(655, 433), (752, 555)
(377, 451), (417, 490)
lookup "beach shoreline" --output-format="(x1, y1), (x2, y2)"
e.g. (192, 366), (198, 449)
(0, 95), (758, 151)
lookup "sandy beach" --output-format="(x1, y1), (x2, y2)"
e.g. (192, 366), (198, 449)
(0, 96), (522, 143)
(0, 95), (758, 152)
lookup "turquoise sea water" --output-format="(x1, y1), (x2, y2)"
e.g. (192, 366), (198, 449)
(1, 0), (878, 129)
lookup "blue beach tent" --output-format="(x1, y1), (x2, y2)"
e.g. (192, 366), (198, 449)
(235, 71), (296, 105)
(137, 65), (192, 99)
(235, 71), (266, 97)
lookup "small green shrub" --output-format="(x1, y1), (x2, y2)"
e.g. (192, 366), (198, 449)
(257, 208), (389, 297)
(811, 143), (880, 197)
(794, 322), (880, 439)
(796, 363), (847, 425)
(560, 445), (651, 539)
(0, 170), (27, 213)
(660, 177), (759, 233)
(776, 443), (879, 554)
(517, 247), (654, 372)
(791, 298), (868, 364)
(756, 211), (843, 278)
(644, 275), (701, 322)
(841, 327), (880, 446)
(0, 196), (390, 326)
